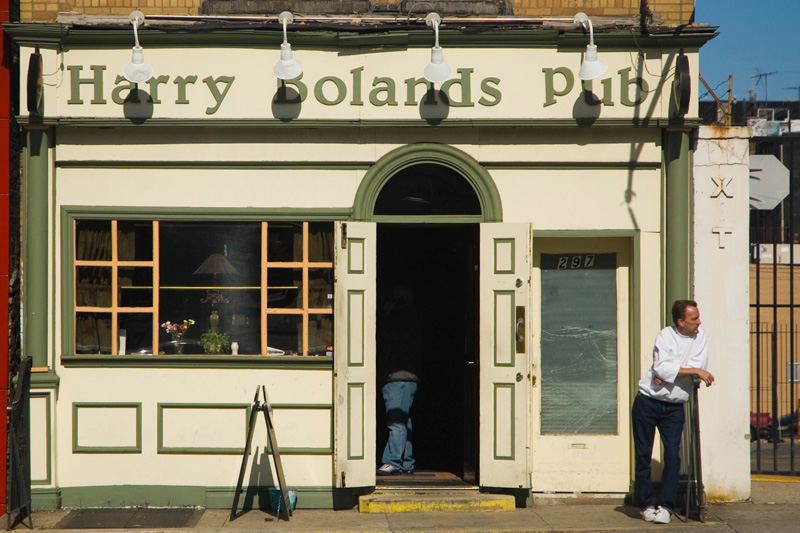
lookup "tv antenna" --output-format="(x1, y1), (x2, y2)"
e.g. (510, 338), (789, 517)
(751, 69), (778, 102)
(785, 86), (800, 101)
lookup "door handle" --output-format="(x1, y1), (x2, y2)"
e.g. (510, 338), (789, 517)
(515, 306), (525, 353)
(516, 318), (524, 341)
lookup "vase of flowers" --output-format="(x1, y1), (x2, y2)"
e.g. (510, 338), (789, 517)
(199, 329), (231, 354)
(162, 318), (195, 354)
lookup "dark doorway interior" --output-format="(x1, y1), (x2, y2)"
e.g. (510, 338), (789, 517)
(376, 224), (479, 482)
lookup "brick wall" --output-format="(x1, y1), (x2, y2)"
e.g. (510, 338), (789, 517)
(18, 0), (695, 26)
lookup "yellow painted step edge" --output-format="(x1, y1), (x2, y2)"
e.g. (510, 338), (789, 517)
(359, 498), (515, 513)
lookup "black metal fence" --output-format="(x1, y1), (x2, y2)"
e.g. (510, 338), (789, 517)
(750, 135), (800, 475)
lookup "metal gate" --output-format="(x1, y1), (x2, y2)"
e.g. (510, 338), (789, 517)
(750, 135), (800, 475)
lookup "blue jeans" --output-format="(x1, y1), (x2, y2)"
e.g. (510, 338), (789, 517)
(381, 381), (417, 471)
(632, 393), (685, 512)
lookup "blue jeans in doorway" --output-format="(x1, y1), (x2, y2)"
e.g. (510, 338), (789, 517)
(381, 381), (417, 472)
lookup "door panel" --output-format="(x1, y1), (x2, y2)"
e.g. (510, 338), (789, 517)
(531, 238), (630, 492)
(333, 222), (376, 488)
(479, 223), (531, 488)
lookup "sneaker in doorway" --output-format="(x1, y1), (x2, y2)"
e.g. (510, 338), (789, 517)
(641, 506), (657, 522)
(377, 464), (401, 476)
(654, 506), (671, 524)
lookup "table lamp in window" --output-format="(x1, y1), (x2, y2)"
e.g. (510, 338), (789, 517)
(193, 252), (239, 332)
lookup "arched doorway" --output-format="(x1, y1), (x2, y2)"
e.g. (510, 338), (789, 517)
(359, 145), (500, 484)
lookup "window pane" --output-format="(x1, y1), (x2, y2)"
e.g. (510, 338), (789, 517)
(308, 314), (333, 356)
(308, 268), (333, 309)
(540, 253), (617, 435)
(308, 223), (334, 262)
(76, 220), (112, 261)
(267, 315), (301, 355)
(160, 222), (260, 287)
(118, 313), (153, 355)
(267, 268), (303, 309)
(223, 289), (261, 355)
(76, 266), (112, 307)
(268, 223), (303, 262)
(76, 312), (112, 354)
(118, 267), (153, 307)
(117, 221), (153, 261)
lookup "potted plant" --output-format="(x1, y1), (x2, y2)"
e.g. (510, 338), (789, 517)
(199, 329), (231, 354)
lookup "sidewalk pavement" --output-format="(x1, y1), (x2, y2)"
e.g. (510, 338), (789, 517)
(12, 478), (800, 533)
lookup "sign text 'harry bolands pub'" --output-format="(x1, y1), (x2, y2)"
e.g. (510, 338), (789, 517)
(65, 63), (654, 114)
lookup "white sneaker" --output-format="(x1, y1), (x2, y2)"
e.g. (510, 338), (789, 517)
(654, 506), (671, 524)
(641, 506), (657, 522)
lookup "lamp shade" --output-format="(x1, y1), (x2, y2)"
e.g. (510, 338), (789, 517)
(123, 45), (153, 84)
(578, 43), (608, 81)
(273, 42), (303, 80)
(193, 253), (240, 275)
(423, 46), (453, 84)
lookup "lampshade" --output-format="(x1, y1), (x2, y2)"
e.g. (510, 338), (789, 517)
(423, 13), (452, 84)
(573, 12), (607, 82)
(123, 46), (154, 84)
(578, 43), (608, 81)
(193, 254), (240, 275)
(122, 11), (153, 84)
(274, 12), (303, 80)
(274, 42), (303, 80)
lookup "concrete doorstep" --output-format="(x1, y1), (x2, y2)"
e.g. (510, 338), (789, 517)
(359, 491), (516, 512)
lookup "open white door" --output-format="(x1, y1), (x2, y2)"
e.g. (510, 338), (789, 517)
(333, 221), (377, 489)
(479, 223), (531, 489)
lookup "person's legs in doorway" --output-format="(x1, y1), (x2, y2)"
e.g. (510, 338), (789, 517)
(380, 381), (417, 474)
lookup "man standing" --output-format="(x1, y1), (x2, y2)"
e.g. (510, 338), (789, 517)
(632, 300), (714, 524)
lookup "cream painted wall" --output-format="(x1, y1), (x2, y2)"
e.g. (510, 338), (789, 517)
(692, 126), (751, 501)
(55, 367), (333, 487)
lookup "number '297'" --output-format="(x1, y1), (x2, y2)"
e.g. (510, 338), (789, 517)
(556, 254), (596, 269)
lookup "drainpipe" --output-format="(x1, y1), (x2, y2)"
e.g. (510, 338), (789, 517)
(664, 127), (694, 322)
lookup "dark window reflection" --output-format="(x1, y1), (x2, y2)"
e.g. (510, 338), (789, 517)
(374, 164), (481, 216)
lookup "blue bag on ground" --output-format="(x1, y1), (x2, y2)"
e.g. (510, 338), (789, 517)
(269, 489), (297, 512)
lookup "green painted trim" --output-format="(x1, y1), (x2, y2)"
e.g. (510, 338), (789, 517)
(663, 130), (692, 320)
(157, 403), (251, 455)
(532, 229), (640, 238)
(482, 161), (662, 170)
(56, 160), (373, 170)
(347, 239), (366, 274)
(369, 215), (486, 224)
(60, 354), (334, 369)
(270, 403), (333, 409)
(347, 383), (365, 460)
(4, 22), (717, 49)
(30, 371), (60, 389)
(31, 391), (53, 486)
(353, 143), (502, 222)
(493, 291), (515, 368)
(58, 485), (335, 509)
(16, 117), (704, 128)
(24, 129), (51, 369)
(72, 402), (143, 453)
(31, 487), (62, 511)
(493, 238), (515, 275)
(493, 383), (515, 460)
(347, 291), (365, 367)
(62, 205), (351, 220)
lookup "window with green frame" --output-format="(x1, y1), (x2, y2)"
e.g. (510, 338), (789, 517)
(73, 219), (334, 356)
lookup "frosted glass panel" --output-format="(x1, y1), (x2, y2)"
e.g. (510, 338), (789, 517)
(540, 253), (617, 435)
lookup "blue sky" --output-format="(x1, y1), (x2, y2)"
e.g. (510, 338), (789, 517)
(695, 0), (800, 103)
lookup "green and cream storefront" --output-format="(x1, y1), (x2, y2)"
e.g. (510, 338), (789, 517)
(7, 18), (736, 509)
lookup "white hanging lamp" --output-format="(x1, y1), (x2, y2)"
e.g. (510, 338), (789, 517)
(273, 11), (303, 80)
(423, 13), (453, 84)
(574, 12), (608, 81)
(122, 10), (154, 84)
